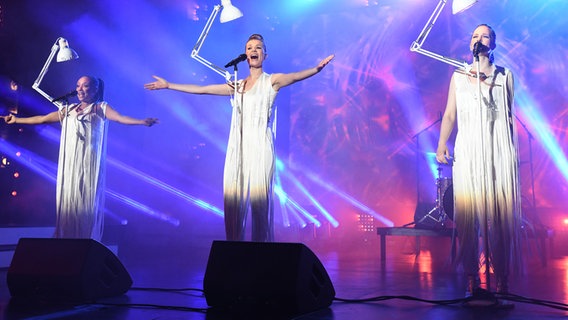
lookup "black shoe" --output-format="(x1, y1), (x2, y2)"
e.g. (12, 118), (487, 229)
(462, 288), (498, 308)
(463, 288), (515, 309)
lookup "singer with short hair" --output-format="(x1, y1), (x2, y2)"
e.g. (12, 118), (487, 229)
(3, 75), (158, 240)
(145, 34), (334, 242)
(435, 24), (522, 300)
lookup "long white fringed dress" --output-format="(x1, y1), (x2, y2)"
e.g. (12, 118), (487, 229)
(223, 72), (277, 242)
(452, 65), (522, 281)
(54, 102), (108, 241)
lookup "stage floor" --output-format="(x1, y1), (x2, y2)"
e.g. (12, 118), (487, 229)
(1, 224), (567, 320)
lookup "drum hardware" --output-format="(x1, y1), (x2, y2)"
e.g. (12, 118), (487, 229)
(412, 165), (453, 229)
(403, 114), (451, 229)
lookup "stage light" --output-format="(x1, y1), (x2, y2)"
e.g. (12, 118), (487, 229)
(10, 80), (18, 91)
(219, 0), (243, 23)
(55, 38), (79, 62)
(452, 0), (477, 14)
(358, 213), (375, 232)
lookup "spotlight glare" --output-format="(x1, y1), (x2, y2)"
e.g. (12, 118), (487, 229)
(13, 172), (19, 178)
(11, 190), (17, 197)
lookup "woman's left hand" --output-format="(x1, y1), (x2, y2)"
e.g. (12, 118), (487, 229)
(144, 118), (159, 127)
(317, 54), (335, 72)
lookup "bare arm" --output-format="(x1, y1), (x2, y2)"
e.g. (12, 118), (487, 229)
(506, 69), (514, 107)
(436, 74), (457, 164)
(271, 54), (334, 91)
(105, 104), (158, 126)
(144, 75), (232, 96)
(3, 111), (60, 125)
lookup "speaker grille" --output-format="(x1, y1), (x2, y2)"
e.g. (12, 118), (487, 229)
(203, 240), (335, 316)
(7, 238), (132, 301)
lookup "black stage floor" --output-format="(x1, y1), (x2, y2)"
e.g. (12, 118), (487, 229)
(1, 223), (567, 320)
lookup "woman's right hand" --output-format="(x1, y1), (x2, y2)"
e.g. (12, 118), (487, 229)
(436, 145), (450, 164)
(2, 115), (16, 124)
(144, 75), (169, 90)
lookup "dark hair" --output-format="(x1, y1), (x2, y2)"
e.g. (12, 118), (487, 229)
(475, 23), (496, 49)
(97, 78), (105, 101)
(247, 33), (266, 52)
(85, 76), (105, 101)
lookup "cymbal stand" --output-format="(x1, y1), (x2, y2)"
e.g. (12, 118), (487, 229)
(417, 164), (449, 228)
(402, 114), (442, 228)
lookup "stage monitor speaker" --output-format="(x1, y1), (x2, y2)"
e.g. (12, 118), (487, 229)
(7, 238), (132, 301)
(203, 240), (335, 317)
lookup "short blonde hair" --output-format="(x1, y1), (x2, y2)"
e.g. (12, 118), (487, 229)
(246, 34), (266, 52)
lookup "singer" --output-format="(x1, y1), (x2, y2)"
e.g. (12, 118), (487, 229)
(435, 24), (521, 303)
(3, 75), (158, 240)
(145, 34), (334, 242)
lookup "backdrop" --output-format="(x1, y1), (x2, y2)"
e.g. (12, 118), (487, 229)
(1, 0), (566, 243)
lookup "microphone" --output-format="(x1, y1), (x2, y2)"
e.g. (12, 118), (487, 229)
(52, 90), (77, 102)
(224, 54), (247, 68)
(472, 41), (483, 59)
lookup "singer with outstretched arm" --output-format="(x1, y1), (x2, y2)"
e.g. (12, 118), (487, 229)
(435, 24), (521, 303)
(145, 34), (334, 242)
(3, 75), (158, 240)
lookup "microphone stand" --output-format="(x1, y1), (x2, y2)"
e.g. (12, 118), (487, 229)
(58, 98), (73, 227)
(232, 61), (243, 240)
(232, 62), (239, 104)
(474, 52), (491, 291)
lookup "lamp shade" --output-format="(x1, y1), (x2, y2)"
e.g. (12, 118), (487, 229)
(220, 0), (243, 23)
(56, 38), (79, 62)
(452, 0), (477, 14)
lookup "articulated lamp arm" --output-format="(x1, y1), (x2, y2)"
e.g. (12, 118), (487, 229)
(409, 0), (471, 72)
(411, 46), (470, 70)
(32, 37), (78, 109)
(190, 5), (232, 82)
(32, 38), (61, 105)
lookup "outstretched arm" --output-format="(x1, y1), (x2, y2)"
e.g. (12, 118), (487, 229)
(271, 54), (334, 91)
(2, 111), (60, 125)
(144, 75), (233, 96)
(105, 104), (158, 126)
